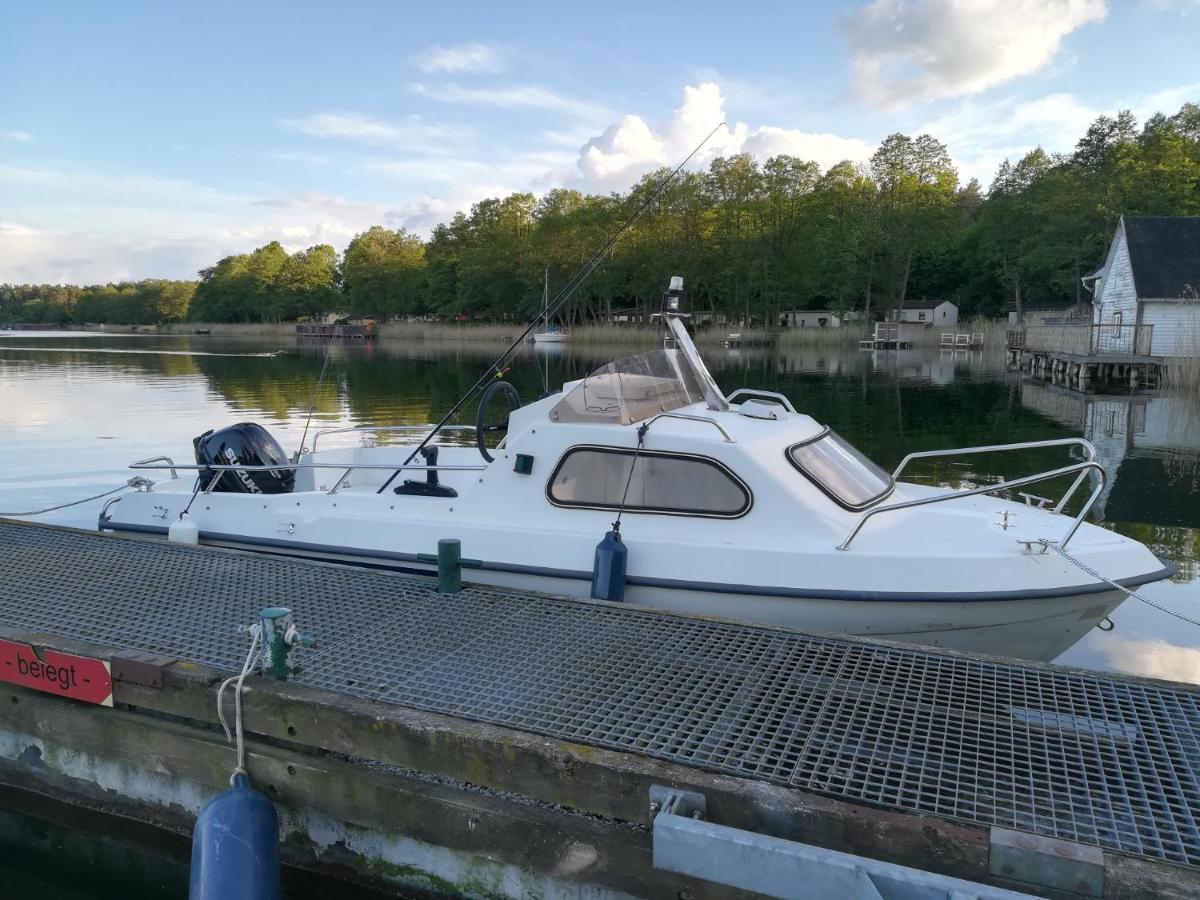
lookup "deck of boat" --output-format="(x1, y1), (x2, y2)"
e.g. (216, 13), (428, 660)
(1, 517), (1198, 871)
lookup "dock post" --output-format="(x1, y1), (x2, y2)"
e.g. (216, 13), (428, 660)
(259, 607), (314, 680)
(438, 538), (462, 594)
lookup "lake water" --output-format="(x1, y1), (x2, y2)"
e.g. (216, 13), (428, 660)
(1, 329), (1199, 890)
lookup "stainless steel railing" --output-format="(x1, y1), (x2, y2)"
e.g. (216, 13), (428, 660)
(891, 437), (1097, 515)
(837, 460), (1105, 551)
(310, 424), (477, 453)
(726, 389), (797, 413)
(131, 456), (180, 479)
(129, 460), (486, 496)
(643, 413), (736, 443)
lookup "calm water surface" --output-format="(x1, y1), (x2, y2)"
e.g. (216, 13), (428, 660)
(1, 329), (1199, 890)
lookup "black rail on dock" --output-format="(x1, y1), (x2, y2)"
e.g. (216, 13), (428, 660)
(1, 518), (1198, 869)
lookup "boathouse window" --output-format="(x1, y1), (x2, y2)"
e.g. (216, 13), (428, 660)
(787, 430), (894, 511)
(547, 447), (751, 518)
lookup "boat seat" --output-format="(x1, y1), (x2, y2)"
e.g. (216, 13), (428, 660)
(393, 444), (458, 498)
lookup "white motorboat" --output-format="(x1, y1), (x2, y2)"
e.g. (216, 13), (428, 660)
(104, 277), (1172, 661)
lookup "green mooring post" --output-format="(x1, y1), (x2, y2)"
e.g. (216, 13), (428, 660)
(258, 606), (315, 680)
(438, 539), (462, 594)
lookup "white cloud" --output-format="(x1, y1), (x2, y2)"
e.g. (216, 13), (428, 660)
(5, 131), (32, 142)
(572, 82), (870, 191)
(409, 82), (609, 121)
(280, 113), (469, 153)
(847, 0), (1108, 109)
(920, 92), (1099, 184)
(416, 41), (503, 74)
(1100, 637), (1200, 683)
(0, 164), (395, 283)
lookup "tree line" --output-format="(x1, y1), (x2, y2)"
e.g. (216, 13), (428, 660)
(3, 102), (1198, 327)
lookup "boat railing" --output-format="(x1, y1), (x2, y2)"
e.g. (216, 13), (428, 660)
(726, 389), (797, 413)
(128, 460), (487, 496)
(310, 424), (477, 453)
(131, 456), (180, 479)
(892, 437), (1097, 514)
(643, 413), (736, 443)
(837, 460), (1106, 551)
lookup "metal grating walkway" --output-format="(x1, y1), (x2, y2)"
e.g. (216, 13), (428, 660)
(1, 519), (1198, 867)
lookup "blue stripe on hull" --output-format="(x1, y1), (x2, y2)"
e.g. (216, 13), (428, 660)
(100, 521), (1175, 604)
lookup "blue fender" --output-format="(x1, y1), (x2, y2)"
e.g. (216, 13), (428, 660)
(189, 773), (281, 900)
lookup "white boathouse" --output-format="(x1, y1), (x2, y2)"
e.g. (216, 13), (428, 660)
(1087, 216), (1200, 358)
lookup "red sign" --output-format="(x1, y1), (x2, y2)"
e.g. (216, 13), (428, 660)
(0, 639), (113, 706)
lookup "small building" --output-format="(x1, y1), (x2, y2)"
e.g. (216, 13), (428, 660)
(1087, 216), (1200, 358)
(1008, 298), (1092, 327)
(889, 299), (958, 327)
(781, 310), (841, 328)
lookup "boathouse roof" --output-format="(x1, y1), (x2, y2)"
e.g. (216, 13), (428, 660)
(1123, 215), (1200, 300)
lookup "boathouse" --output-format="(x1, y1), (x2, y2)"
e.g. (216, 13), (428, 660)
(1087, 215), (1200, 358)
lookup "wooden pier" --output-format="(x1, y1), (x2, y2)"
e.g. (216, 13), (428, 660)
(1007, 324), (1165, 390)
(0, 518), (1198, 898)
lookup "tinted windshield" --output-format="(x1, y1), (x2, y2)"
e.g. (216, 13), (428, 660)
(550, 349), (705, 425)
(788, 431), (894, 510)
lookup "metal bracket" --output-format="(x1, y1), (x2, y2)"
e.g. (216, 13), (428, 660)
(649, 785), (706, 821)
(1017, 538), (1054, 555)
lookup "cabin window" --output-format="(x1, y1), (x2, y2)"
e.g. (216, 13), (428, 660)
(547, 446), (751, 518)
(787, 430), (894, 511)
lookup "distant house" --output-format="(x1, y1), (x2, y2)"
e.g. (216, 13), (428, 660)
(781, 310), (841, 328)
(1008, 298), (1092, 327)
(889, 299), (958, 327)
(1087, 216), (1200, 358)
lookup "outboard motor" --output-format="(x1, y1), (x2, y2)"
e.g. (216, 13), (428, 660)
(194, 423), (294, 494)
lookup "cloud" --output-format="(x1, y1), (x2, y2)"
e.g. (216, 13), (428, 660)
(846, 0), (1108, 109)
(0, 164), (394, 283)
(919, 92), (1098, 184)
(1100, 637), (1200, 683)
(5, 131), (32, 142)
(279, 113), (470, 153)
(409, 82), (609, 121)
(416, 41), (503, 74)
(572, 82), (870, 191)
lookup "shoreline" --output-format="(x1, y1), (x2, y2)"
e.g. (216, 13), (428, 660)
(73, 320), (1007, 348)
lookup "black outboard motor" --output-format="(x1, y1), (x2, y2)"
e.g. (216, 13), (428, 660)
(194, 423), (295, 494)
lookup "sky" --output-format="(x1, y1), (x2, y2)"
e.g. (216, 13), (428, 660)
(2, 0), (1199, 285)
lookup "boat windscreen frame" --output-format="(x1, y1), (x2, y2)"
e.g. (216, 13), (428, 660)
(786, 427), (895, 512)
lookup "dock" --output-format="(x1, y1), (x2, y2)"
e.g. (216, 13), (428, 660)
(1007, 325), (1164, 390)
(295, 321), (376, 339)
(0, 518), (1198, 898)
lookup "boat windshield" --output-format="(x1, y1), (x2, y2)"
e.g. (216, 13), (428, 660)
(787, 430), (894, 510)
(550, 349), (706, 425)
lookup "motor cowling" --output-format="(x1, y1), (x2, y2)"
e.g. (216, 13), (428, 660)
(194, 423), (294, 494)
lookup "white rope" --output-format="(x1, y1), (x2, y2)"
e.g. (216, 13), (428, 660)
(1051, 543), (1200, 628)
(0, 477), (150, 517)
(217, 624), (263, 785)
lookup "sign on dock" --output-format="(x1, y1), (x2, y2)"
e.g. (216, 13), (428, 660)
(0, 639), (113, 706)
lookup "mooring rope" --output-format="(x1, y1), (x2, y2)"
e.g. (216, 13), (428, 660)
(1050, 543), (1200, 628)
(0, 477), (150, 517)
(217, 624), (263, 784)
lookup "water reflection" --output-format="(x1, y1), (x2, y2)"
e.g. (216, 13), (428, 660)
(2, 334), (1198, 679)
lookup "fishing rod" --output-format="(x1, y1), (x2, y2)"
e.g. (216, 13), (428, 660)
(377, 121), (726, 494)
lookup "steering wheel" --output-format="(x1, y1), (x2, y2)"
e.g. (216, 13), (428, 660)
(475, 381), (522, 462)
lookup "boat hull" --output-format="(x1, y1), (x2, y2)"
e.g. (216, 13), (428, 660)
(532, 332), (568, 343)
(109, 525), (1130, 662)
